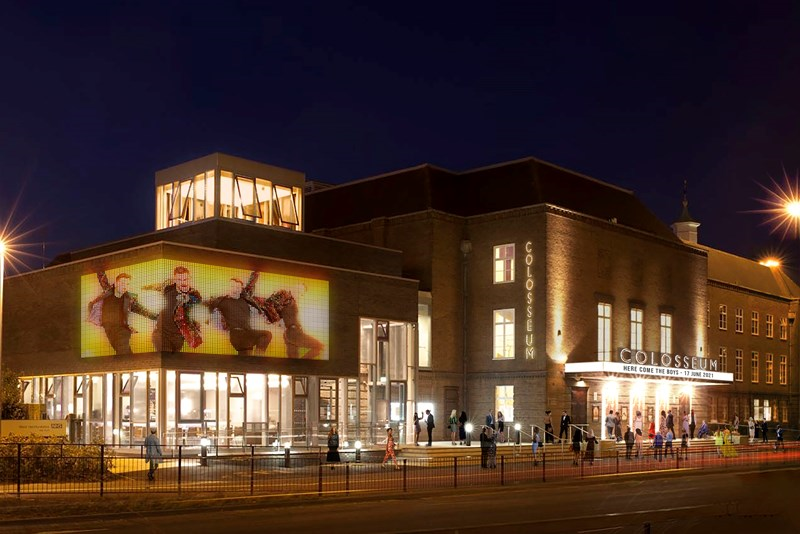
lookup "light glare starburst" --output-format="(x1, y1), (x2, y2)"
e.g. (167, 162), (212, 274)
(751, 171), (800, 240)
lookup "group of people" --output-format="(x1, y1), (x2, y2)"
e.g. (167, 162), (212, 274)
(412, 409), (437, 446)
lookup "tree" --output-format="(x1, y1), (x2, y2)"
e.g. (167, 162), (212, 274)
(1, 365), (26, 420)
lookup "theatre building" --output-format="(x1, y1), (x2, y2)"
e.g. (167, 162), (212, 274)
(306, 158), (800, 438)
(2, 154), (419, 447)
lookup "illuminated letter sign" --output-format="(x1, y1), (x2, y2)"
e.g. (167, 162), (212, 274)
(525, 241), (534, 359)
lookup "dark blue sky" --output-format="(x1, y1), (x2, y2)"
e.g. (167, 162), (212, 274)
(2, 2), (800, 272)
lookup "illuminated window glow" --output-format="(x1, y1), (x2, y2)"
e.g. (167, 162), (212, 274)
(766, 353), (773, 384)
(630, 308), (643, 351)
(751, 352), (759, 383)
(493, 244), (515, 283)
(597, 303), (612, 361)
(495, 385), (514, 422)
(493, 309), (515, 360)
(659, 313), (672, 354)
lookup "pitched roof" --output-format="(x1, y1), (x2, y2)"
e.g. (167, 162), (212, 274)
(306, 157), (679, 241)
(695, 243), (800, 298)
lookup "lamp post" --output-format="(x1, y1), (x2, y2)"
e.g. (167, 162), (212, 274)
(0, 239), (5, 433)
(464, 423), (473, 446)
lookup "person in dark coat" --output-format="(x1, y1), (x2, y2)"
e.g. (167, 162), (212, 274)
(761, 419), (769, 443)
(326, 426), (340, 467)
(624, 426), (634, 459)
(480, 426), (490, 468)
(571, 427), (582, 466)
(560, 411), (571, 443)
(426, 409), (435, 446)
(458, 411), (468, 445)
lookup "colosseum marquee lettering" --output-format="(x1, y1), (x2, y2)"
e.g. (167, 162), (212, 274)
(524, 241), (534, 359)
(618, 348), (718, 371)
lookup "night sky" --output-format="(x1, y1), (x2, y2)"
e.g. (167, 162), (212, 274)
(2, 2), (800, 274)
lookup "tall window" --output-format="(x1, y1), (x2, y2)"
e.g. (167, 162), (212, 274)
(660, 313), (672, 354)
(751, 352), (759, 383)
(630, 308), (643, 351)
(751, 311), (759, 336)
(493, 244), (515, 283)
(766, 353), (774, 384)
(780, 317), (788, 340)
(766, 314), (774, 338)
(493, 309), (515, 360)
(718, 304), (728, 330)
(735, 350), (743, 382)
(719, 347), (728, 373)
(780, 355), (787, 385)
(495, 385), (515, 422)
(597, 303), (612, 361)
(418, 302), (431, 368)
(735, 308), (743, 333)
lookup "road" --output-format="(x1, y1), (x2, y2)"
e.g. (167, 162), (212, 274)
(3, 466), (796, 533)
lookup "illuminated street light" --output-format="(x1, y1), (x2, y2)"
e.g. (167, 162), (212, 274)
(464, 423), (473, 446)
(0, 238), (5, 432)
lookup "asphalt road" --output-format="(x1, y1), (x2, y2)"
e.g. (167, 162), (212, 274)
(4, 466), (796, 534)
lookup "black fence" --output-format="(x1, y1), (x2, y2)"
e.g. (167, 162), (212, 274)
(0, 441), (797, 497)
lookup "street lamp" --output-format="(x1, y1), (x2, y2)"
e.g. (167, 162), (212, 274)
(464, 423), (473, 446)
(514, 423), (522, 445)
(0, 238), (5, 432)
(354, 440), (362, 463)
(199, 436), (210, 466)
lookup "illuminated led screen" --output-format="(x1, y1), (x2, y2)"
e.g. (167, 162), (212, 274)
(81, 259), (329, 359)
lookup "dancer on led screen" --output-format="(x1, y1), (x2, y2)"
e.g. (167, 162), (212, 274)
(145, 265), (203, 352)
(258, 283), (324, 359)
(87, 271), (158, 354)
(205, 272), (273, 355)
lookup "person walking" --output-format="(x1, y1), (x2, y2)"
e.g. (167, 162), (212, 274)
(614, 411), (622, 443)
(559, 411), (571, 443)
(496, 411), (505, 443)
(605, 410), (615, 440)
(634, 428), (644, 459)
(485, 411), (494, 430)
(584, 429), (598, 465)
(761, 419), (769, 444)
(653, 431), (664, 462)
(531, 426), (541, 466)
(449, 409), (459, 445)
(381, 427), (400, 470)
(425, 409), (435, 446)
(624, 426), (634, 460)
(413, 412), (421, 446)
(543, 410), (554, 444)
(571, 426), (583, 466)
(326, 426), (340, 468)
(666, 409), (675, 435)
(748, 417), (755, 445)
(458, 411), (468, 445)
(774, 424), (785, 452)
(144, 428), (162, 482)
(689, 409), (696, 439)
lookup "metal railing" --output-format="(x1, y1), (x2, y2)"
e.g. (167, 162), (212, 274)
(1, 439), (798, 497)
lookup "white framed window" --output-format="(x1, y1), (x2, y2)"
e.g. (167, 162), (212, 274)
(597, 303), (612, 361)
(719, 347), (727, 373)
(660, 313), (672, 354)
(418, 302), (431, 368)
(719, 304), (728, 330)
(751, 352), (759, 383)
(751, 311), (759, 336)
(630, 308), (643, 351)
(735, 308), (743, 333)
(766, 314), (774, 338)
(493, 244), (515, 284)
(780, 355), (787, 385)
(493, 309), (515, 360)
(780, 317), (788, 340)
(495, 385), (514, 423)
(766, 353), (774, 384)
(735, 349), (743, 382)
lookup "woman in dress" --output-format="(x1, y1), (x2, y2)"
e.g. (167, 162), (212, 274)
(381, 427), (400, 470)
(326, 426), (340, 468)
(449, 409), (459, 445)
(413, 412), (421, 446)
(497, 411), (505, 443)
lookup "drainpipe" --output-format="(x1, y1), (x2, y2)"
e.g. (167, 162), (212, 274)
(460, 239), (472, 413)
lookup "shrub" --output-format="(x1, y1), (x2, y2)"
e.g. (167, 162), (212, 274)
(0, 435), (115, 482)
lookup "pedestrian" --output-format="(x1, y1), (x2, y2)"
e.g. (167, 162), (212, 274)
(426, 409), (435, 446)
(666, 409), (674, 435)
(682, 411), (690, 438)
(624, 426), (634, 459)
(653, 431), (664, 461)
(486, 427), (498, 468)
(722, 426), (737, 458)
(748, 417), (755, 445)
(571, 426), (583, 466)
(633, 410), (644, 435)
(144, 428), (162, 482)
(543, 410), (554, 444)
(689, 409), (696, 439)
(634, 428), (644, 459)
(458, 410), (468, 445)
(660, 410), (668, 437)
(381, 427), (400, 470)
(486, 411), (494, 430)
(697, 420), (709, 439)
(480, 426), (490, 468)
(559, 410), (571, 443)
(714, 429), (723, 457)
(732, 413), (740, 434)
(326, 426), (340, 468)
(774, 424), (785, 452)
(449, 409), (459, 445)
(680, 432), (689, 459)
(413, 412), (421, 446)
(761, 419), (768, 443)
(665, 428), (674, 458)
(585, 429), (598, 465)
(531, 426), (541, 465)
(648, 420), (656, 440)
(497, 411), (505, 443)
(614, 411), (622, 442)
(605, 409), (615, 440)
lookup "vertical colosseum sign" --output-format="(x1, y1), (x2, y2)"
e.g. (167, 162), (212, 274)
(525, 241), (534, 359)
